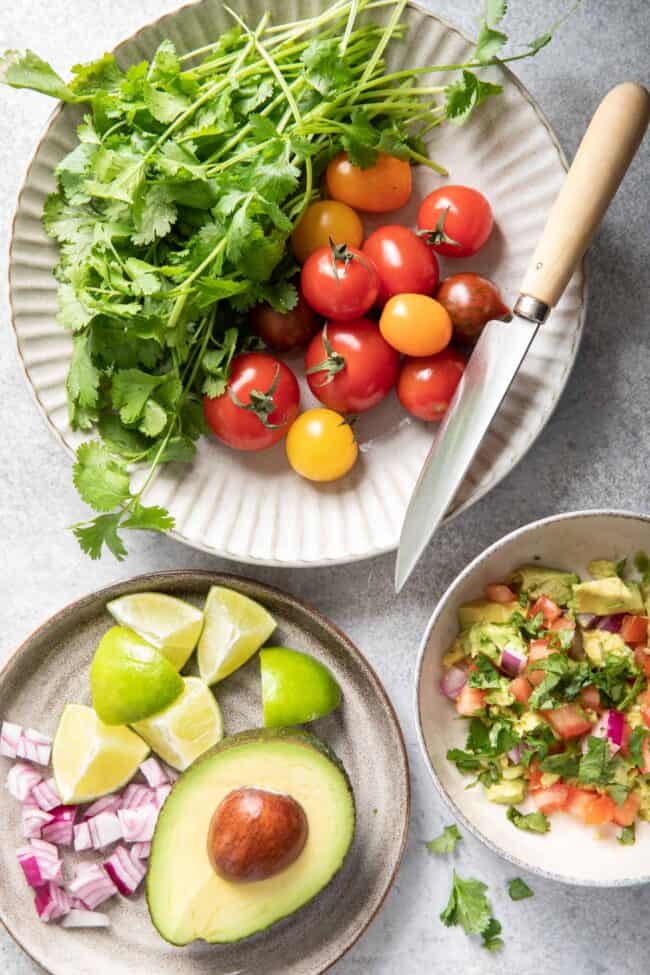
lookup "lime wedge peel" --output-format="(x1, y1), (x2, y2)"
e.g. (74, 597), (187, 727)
(107, 593), (204, 671)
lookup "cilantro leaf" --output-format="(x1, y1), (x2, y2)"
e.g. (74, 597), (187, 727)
(67, 333), (100, 414)
(445, 71), (503, 124)
(111, 369), (164, 425)
(578, 736), (615, 787)
(619, 824), (636, 846)
(72, 442), (131, 512)
(0, 50), (76, 101)
(72, 513), (127, 560)
(629, 727), (648, 767)
(440, 871), (493, 936)
(475, 23), (508, 63)
(122, 503), (175, 532)
(508, 877), (533, 901)
(425, 824), (462, 855)
(540, 751), (580, 780)
(506, 806), (550, 833)
(481, 917), (503, 951)
(634, 551), (650, 585)
(468, 654), (502, 689)
(485, 0), (507, 23)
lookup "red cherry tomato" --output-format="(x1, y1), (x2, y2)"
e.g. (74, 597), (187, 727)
(362, 225), (439, 306)
(397, 348), (465, 421)
(436, 273), (509, 344)
(417, 185), (493, 258)
(305, 319), (400, 414)
(203, 353), (300, 451)
(249, 290), (319, 353)
(301, 244), (379, 321)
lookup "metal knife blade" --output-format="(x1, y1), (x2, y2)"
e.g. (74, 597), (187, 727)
(394, 315), (539, 593)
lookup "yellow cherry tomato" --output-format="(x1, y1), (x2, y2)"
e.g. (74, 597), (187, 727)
(291, 200), (364, 264)
(286, 409), (358, 482)
(379, 293), (453, 356)
(325, 152), (412, 213)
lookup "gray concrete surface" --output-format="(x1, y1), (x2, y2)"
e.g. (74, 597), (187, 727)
(1, 0), (649, 972)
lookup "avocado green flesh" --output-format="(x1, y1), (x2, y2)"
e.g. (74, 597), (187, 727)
(508, 565), (579, 605)
(147, 730), (355, 945)
(573, 577), (644, 615)
(458, 599), (519, 628)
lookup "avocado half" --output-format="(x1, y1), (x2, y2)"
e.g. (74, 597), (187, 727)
(146, 727), (356, 945)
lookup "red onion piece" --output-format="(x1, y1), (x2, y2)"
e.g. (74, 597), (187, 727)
(103, 845), (147, 896)
(88, 811), (122, 849)
(73, 822), (92, 852)
(607, 710), (625, 747)
(21, 800), (54, 840)
(16, 729), (52, 767)
(17, 839), (62, 886)
(68, 863), (117, 910)
(155, 784), (172, 809)
(31, 778), (61, 812)
(439, 667), (467, 700)
(34, 883), (71, 922)
(61, 908), (110, 929)
(120, 784), (156, 810)
(83, 795), (121, 820)
(130, 841), (151, 860)
(500, 645), (527, 677)
(42, 806), (77, 847)
(507, 745), (523, 764)
(0, 721), (23, 759)
(118, 805), (158, 843)
(596, 614), (625, 633)
(139, 757), (168, 789)
(7, 762), (42, 801)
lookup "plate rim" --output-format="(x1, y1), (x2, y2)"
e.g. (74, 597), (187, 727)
(0, 568), (410, 975)
(6, 0), (588, 568)
(413, 507), (650, 888)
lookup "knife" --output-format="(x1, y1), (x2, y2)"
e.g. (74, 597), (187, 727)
(395, 82), (650, 593)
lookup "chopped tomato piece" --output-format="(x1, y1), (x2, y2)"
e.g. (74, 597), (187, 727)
(579, 686), (602, 712)
(485, 583), (517, 604)
(565, 786), (593, 820)
(549, 616), (574, 632)
(528, 638), (551, 686)
(510, 675), (533, 704)
(531, 782), (569, 814)
(638, 689), (650, 729)
(634, 647), (650, 678)
(529, 596), (562, 624)
(583, 794), (616, 826)
(456, 685), (486, 716)
(612, 793), (640, 827)
(542, 704), (593, 740)
(621, 615), (649, 646)
(620, 721), (633, 758)
(527, 759), (543, 791)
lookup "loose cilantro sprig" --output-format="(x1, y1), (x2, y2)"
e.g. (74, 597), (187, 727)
(426, 824), (462, 854)
(440, 870), (502, 951)
(508, 877), (534, 901)
(1, 0), (570, 558)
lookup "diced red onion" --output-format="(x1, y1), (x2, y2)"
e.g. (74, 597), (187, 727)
(0, 721), (23, 759)
(120, 784), (155, 810)
(88, 812), (122, 849)
(42, 806), (77, 847)
(21, 799), (54, 839)
(139, 757), (168, 789)
(162, 765), (179, 783)
(34, 883), (71, 922)
(118, 805), (158, 843)
(61, 908), (110, 929)
(576, 614), (597, 629)
(17, 840), (62, 887)
(154, 784), (172, 809)
(507, 745), (523, 764)
(103, 845), (147, 896)
(501, 645), (527, 677)
(67, 863), (117, 910)
(439, 666), (467, 700)
(83, 795), (121, 819)
(596, 614), (625, 633)
(16, 729), (52, 767)
(32, 778), (61, 812)
(130, 841), (150, 860)
(73, 822), (92, 852)
(585, 709), (625, 756)
(7, 762), (42, 801)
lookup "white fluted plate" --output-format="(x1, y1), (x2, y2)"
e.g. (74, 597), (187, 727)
(8, 0), (586, 566)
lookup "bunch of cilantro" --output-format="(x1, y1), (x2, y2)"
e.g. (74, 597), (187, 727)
(1, 0), (568, 558)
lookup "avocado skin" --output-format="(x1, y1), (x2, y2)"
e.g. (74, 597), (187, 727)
(146, 727), (356, 946)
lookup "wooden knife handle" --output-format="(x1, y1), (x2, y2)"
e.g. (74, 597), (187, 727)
(517, 83), (649, 317)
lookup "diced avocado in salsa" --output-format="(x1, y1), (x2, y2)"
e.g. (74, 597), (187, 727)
(457, 599), (519, 628)
(461, 622), (527, 664)
(484, 779), (527, 805)
(587, 559), (620, 580)
(572, 577), (644, 615)
(508, 565), (579, 606)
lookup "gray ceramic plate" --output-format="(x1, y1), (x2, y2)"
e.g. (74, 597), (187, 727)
(0, 572), (409, 975)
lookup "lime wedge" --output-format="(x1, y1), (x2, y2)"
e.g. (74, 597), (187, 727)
(198, 586), (276, 685)
(107, 593), (204, 671)
(132, 677), (223, 771)
(52, 704), (149, 804)
(90, 626), (184, 725)
(261, 648), (342, 727)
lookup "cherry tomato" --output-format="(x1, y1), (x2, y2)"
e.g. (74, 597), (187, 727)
(379, 294), (452, 357)
(286, 408), (358, 482)
(436, 273), (509, 343)
(305, 319), (400, 414)
(291, 200), (364, 264)
(362, 225), (439, 306)
(326, 152), (412, 213)
(397, 348), (465, 421)
(249, 290), (319, 353)
(417, 185), (493, 257)
(300, 244), (379, 321)
(203, 353), (300, 452)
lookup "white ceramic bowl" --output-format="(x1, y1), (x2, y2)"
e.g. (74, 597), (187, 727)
(415, 510), (650, 886)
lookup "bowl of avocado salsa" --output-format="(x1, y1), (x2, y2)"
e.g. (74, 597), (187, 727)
(415, 511), (650, 886)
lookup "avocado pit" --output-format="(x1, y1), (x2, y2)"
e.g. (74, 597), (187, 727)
(207, 786), (308, 882)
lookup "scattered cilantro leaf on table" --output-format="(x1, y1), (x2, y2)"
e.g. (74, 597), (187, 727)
(426, 824), (462, 854)
(440, 870), (502, 951)
(508, 877), (533, 901)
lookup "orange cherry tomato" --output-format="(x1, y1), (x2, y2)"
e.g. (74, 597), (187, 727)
(325, 152), (412, 213)
(379, 294), (452, 356)
(291, 200), (364, 264)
